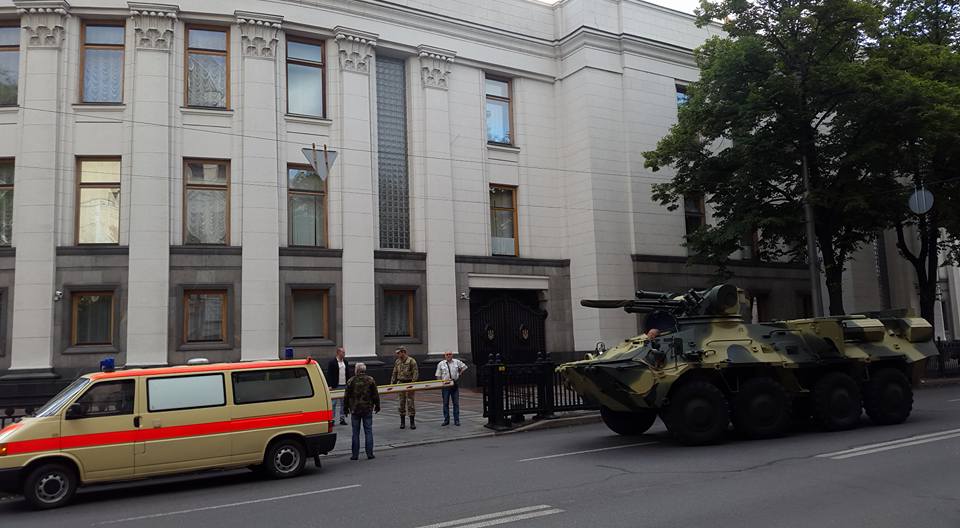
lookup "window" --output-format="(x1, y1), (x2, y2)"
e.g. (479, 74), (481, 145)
(490, 185), (518, 256)
(81, 23), (124, 103)
(72, 291), (114, 346)
(185, 26), (228, 108)
(376, 56), (410, 249)
(485, 76), (512, 145)
(147, 374), (225, 412)
(684, 195), (705, 237)
(184, 290), (227, 344)
(73, 380), (135, 417)
(286, 39), (324, 117)
(77, 158), (121, 244)
(741, 230), (761, 261)
(0, 159), (12, 246)
(291, 289), (328, 339)
(287, 166), (326, 247)
(232, 368), (314, 405)
(184, 159), (229, 245)
(676, 83), (690, 107)
(383, 290), (414, 338)
(0, 25), (18, 106)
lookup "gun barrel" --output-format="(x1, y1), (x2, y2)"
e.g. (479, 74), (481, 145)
(634, 290), (676, 301)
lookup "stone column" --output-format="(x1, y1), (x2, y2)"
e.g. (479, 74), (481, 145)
(236, 11), (282, 360)
(9, 1), (70, 371)
(335, 27), (377, 356)
(418, 46), (457, 355)
(124, 3), (177, 366)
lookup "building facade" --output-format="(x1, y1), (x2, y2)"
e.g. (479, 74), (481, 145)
(0, 0), (823, 386)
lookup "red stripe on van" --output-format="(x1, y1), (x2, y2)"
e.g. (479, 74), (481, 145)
(2, 410), (332, 456)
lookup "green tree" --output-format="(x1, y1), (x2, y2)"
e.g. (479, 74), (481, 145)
(644, 0), (892, 315)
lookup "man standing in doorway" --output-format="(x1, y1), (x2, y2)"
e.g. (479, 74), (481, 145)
(435, 350), (468, 426)
(325, 347), (350, 425)
(391, 346), (418, 429)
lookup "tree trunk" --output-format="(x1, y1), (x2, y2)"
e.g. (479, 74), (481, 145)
(895, 218), (940, 330)
(823, 262), (846, 316)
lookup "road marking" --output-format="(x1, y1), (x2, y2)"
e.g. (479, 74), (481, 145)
(517, 441), (657, 462)
(96, 484), (360, 525)
(817, 427), (960, 460)
(414, 505), (563, 528)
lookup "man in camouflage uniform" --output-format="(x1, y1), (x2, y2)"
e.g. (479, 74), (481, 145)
(343, 362), (381, 460)
(390, 347), (419, 429)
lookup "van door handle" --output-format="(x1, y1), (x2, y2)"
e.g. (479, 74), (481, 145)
(133, 416), (141, 428)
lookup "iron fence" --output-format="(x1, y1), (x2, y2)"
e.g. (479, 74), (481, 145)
(928, 340), (960, 378)
(481, 352), (597, 430)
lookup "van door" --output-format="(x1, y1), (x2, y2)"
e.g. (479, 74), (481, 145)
(134, 373), (232, 477)
(60, 379), (137, 482)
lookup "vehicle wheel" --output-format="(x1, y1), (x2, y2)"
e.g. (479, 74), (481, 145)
(600, 406), (657, 436)
(864, 368), (913, 425)
(662, 380), (729, 445)
(263, 438), (306, 479)
(22, 462), (77, 510)
(732, 377), (792, 439)
(812, 372), (862, 431)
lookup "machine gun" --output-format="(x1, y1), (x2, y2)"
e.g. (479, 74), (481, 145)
(580, 284), (741, 318)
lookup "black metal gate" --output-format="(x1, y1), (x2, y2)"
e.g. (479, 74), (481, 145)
(470, 293), (547, 366)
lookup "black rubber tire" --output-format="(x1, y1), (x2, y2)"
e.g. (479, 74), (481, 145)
(864, 368), (913, 425)
(731, 377), (792, 439)
(263, 438), (307, 479)
(662, 380), (729, 445)
(22, 462), (77, 510)
(812, 372), (862, 431)
(600, 406), (658, 436)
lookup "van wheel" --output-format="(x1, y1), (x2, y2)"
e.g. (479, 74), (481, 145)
(264, 439), (306, 479)
(23, 462), (77, 510)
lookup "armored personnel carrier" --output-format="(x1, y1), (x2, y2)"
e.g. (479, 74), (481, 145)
(558, 284), (938, 445)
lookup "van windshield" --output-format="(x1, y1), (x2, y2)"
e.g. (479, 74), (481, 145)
(33, 378), (91, 417)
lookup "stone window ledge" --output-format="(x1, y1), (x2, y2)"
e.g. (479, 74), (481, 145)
(180, 107), (234, 117)
(381, 337), (423, 346)
(487, 143), (520, 153)
(73, 104), (126, 113)
(176, 343), (233, 353)
(284, 114), (333, 126)
(287, 337), (337, 348)
(0, 106), (19, 114)
(63, 345), (120, 355)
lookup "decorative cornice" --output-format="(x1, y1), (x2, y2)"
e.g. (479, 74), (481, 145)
(128, 3), (178, 51)
(14, 1), (70, 49)
(334, 26), (377, 74)
(417, 45), (455, 90)
(235, 11), (282, 59)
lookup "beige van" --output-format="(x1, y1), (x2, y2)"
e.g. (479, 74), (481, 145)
(0, 358), (335, 509)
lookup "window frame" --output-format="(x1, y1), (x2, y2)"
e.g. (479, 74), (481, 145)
(75, 156), (122, 245)
(231, 367), (315, 405)
(484, 75), (514, 146)
(290, 288), (330, 340)
(182, 289), (228, 345)
(79, 20), (126, 105)
(286, 163), (327, 248)
(285, 36), (326, 118)
(0, 22), (19, 107)
(146, 373), (227, 413)
(489, 184), (519, 257)
(184, 24), (230, 110)
(70, 290), (115, 347)
(182, 158), (230, 246)
(71, 379), (136, 418)
(683, 195), (706, 237)
(0, 158), (12, 247)
(383, 289), (415, 339)
(675, 82), (690, 107)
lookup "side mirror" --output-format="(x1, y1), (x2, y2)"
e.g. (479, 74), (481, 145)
(65, 403), (85, 420)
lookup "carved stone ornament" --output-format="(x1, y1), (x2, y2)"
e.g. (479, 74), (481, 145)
(417, 45), (455, 90)
(14, 1), (70, 49)
(334, 27), (377, 74)
(128, 3), (178, 51)
(235, 11), (282, 59)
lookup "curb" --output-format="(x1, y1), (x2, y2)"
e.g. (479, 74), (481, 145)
(919, 377), (960, 388)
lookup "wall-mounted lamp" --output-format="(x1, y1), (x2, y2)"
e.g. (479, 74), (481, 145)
(53, 290), (63, 302)
(459, 291), (470, 301)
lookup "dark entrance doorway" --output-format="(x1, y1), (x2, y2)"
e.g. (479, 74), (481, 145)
(470, 289), (547, 366)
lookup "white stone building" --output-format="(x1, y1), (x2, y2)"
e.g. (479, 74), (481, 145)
(0, 0), (840, 387)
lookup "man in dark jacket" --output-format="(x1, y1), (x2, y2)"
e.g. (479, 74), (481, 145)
(325, 347), (349, 425)
(343, 362), (380, 460)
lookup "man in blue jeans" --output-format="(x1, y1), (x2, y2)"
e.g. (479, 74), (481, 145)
(435, 351), (468, 426)
(343, 362), (381, 460)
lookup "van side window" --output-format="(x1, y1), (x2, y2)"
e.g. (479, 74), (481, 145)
(74, 380), (135, 417)
(232, 368), (314, 405)
(147, 374), (225, 412)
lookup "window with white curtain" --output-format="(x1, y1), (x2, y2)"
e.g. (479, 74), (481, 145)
(0, 160), (12, 246)
(287, 166), (326, 247)
(184, 159), (229, 245)
(186, 27), (228, 109)
(72, 292), (113, 346)
(286, 39), (324, 117)
(81, 23), (124, 104)
(77, 158), (121, 244)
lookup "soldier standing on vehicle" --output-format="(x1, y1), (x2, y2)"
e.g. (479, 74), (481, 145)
(390, 347), (418, 429)
(343, 362), (380, 460)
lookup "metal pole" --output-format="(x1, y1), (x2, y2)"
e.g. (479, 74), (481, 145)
(802, 154), (824, 317)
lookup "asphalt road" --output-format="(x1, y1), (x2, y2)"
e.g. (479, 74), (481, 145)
(3, 384), (960, 528)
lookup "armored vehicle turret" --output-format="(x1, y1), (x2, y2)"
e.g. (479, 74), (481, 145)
(558, 284), (939, 445)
